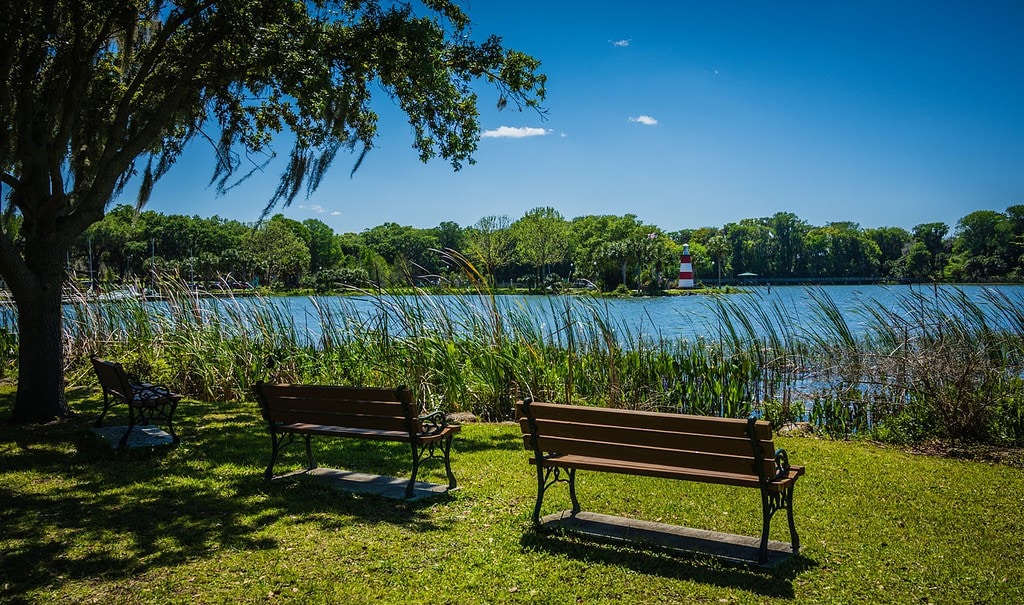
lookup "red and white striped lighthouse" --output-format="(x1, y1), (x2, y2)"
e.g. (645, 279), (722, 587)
(678, 244), (695, 288)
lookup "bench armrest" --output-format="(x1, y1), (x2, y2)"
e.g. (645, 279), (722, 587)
(772, 448), (792, 481)
(418, 410), (453, 436)
(131, 382), (178, 403)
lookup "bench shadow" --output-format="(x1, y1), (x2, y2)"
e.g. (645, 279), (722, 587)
(261, 437), (455, 489)
(520, 527), (816, 599)
(259, 469), (452, 529)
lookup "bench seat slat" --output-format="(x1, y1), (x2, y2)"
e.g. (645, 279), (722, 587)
(268, 411), (412, 433)
(276, 423), (412, 441)
(535, 454), (803, 491)
(257, 384), (402, 403)
(274, 422), (460, 443)
(520, 418), (775, 459)
(522, 434), (776, 478)
(516, 401), (771, 440)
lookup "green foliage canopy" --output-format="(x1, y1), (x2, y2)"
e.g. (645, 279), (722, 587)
(0, 0), (546, 422)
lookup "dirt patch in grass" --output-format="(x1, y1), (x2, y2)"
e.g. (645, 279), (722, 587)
(908, 440), (1024, 469)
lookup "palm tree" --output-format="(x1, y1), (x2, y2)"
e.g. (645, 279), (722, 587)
(707, 235), (730, 287)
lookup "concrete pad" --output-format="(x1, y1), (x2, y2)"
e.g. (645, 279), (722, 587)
(539, 510), (798, 568)
(92, 425), (175, 449)
(274, 467), (453, 501)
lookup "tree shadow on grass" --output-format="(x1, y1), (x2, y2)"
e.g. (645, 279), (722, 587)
(519, 528), (817, 599)
(0, 407), (277, 599)
(0, 393), (452, 601)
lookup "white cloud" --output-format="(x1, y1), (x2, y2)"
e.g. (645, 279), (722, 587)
(629, 115), (659, 126)
(610, 39), (631, 47)
(481, 126), (550, 139)
(299, 204), (338, 215)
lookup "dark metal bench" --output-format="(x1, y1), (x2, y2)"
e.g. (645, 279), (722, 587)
(252, 383), (460, 498)
(518, 399), (804, 563)
(91, 355), (182, 449)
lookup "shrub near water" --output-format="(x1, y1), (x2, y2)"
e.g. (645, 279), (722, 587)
(16, 274), (1023, 446)
(711, 286), (1024, 445)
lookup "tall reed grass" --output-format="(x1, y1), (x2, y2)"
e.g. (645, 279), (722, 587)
(2, 263), (1022, 445)
(707, 285), (1024, 444)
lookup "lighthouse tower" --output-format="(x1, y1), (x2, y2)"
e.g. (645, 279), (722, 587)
(678, 244), (695, 288)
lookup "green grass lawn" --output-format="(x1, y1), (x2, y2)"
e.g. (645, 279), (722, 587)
(1, 387), (1022, 604)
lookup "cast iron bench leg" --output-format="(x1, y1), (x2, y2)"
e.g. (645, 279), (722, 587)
(407, 442), (422, 498)
(786, 487), (800, 553)
(303, 434), (316, 471)
(265, 431), (281, 481)
(95, 392), (113, 428)
(568, 468), (580, 515)
(759, 513), (771, 563)
(442, 436), (457, 490)
(119, 406), (140, 450)
(532, 465), (547, 525)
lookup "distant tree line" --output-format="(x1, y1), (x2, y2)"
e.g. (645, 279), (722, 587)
(56, 204), (1024, 292)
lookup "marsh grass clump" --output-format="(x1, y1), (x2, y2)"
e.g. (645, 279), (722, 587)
(860, 287), (1024, 444)
(709, 286), (1024, 445)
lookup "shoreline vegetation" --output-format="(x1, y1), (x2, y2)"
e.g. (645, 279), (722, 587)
(1, 264), (1019, 448)
(63, 206), (1024, 298)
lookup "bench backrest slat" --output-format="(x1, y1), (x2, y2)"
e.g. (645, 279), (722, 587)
(520, 418), (774, 458)
(261, 396), (407, 418)
(269, 411), (413, 433)
(257, 383), (405, 404)
(525, 433), (773, 476)
(254, 383), (419, 434)
(518, 401), (777, 478)
(91, 356), (133, 401)
(517, 401), (771, 440)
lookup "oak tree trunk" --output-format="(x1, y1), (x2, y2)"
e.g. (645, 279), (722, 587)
(8, 250), (69, 423)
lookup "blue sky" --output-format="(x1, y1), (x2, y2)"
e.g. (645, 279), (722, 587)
(135, 1), (1024, 235)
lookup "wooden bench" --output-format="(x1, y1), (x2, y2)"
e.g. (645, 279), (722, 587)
(91, 356), (182, 449)
(253, 383), (460, 498)
(518, 399), (804, 563)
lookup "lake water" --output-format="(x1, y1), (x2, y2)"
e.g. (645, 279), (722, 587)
(228, 284), (1024, 345)
(15, 283), (1017, 344)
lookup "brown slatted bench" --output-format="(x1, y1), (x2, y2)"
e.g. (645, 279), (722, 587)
(253, 383), (460, 498)
(517, 399), (804, 563)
